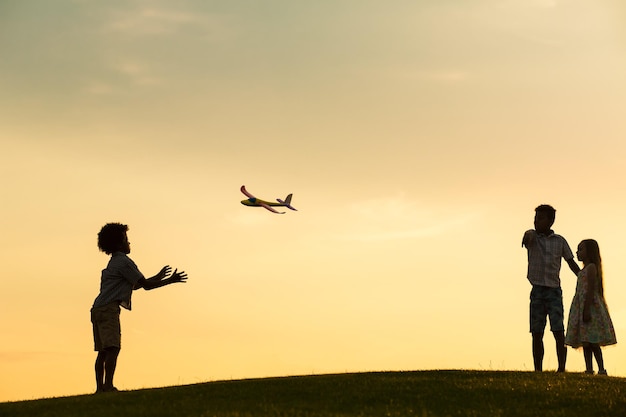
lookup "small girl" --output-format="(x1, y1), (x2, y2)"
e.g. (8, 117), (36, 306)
(565, 239), (617, 374)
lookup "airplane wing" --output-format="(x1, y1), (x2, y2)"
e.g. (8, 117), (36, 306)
(240, 185), (255, 199)
(259, 201), (285, 214)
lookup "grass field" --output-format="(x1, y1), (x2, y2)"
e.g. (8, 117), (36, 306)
(2, 370), (626, 417)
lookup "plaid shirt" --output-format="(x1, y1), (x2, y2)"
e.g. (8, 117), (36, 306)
(525, 230), (574, 288)
(92, 252), (145, 310)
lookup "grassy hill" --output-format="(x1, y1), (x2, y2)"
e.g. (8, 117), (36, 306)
(2, 370), (626, 417)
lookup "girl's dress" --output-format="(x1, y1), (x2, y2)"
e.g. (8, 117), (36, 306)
(565, 265), (617, 348)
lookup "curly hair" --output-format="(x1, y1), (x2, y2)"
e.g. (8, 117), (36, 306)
(97, 223), (129, 254)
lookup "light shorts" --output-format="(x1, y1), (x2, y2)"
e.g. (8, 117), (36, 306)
(91, 302), (121, 351)
(530, 285), (564, 333)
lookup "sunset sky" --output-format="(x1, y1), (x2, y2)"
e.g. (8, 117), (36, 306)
(2, 0), (626, 402)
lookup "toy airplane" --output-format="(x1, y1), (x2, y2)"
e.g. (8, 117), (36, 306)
(240, 185), (297, 214)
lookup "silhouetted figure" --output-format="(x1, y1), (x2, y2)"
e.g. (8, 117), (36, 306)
(565, 239), (616, 375)
(91, 223), (187, 393)
(522, 205), (579, 372)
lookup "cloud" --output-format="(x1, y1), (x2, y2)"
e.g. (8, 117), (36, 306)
(382, 67), (469, 84)
(527, 0), (559, 9)
(82, 60), (162, 95)
(113, 61), (162, 86)
(489, 0), (566, 47)
(84, 81), (116, 95)
(0, 351), (78, 362)
(495, 0), (560, 10)
(79, 4), (239, 95)
(427, 71), (469, 82)
(100, 3), (236, 42)
(226, 209), (275, 227)
(105, 6), (206, 36)
(414, 70), (469, 83)
(506, 32), (563, 47)
(333, 195), (482, 242)
(336, 216), (479, 242)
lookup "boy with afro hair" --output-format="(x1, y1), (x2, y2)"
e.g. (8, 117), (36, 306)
(91, 222), (188, 393)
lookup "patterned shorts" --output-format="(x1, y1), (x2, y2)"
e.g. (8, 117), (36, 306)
(530, 286), (564, 333)
(91, 302), (121, 351)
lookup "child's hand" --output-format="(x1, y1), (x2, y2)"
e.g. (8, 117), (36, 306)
(170, 269), (188, 284)
(156, 265), (172, 280)
(522, 230), (536, 247)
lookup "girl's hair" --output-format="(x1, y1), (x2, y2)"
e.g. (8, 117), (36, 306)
(98, 223), (129, 254)
(582, 239), (604, 296)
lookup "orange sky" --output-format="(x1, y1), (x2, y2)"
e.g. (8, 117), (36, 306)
(1, 0), (626, 402)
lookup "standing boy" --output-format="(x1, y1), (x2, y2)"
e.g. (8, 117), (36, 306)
(522, 205), (579, 372)
(91, 222), (188, 393)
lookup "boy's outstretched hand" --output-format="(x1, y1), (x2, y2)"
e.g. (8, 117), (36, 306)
(170, 269), (188, 284)
(155, 265), (173, 280)
(141, 267), (188, 290)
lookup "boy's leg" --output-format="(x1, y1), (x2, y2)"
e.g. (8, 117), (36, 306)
(553, 331), (567, 372)
(532, 332), (544, 371)
(103, 347), (121, 391)
(546, 287), (566, 372)
(91, 303), (122, 392)
(95, 351), (107, 392)
(530, 286), (548, 372)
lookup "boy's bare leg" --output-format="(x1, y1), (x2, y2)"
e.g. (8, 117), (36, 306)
(532, 332), (544, 371)
(95, 347), (121, 392)
(103, 347), (120, 391)
(95, 351), (107, 392)
(553, 331), (567, 372)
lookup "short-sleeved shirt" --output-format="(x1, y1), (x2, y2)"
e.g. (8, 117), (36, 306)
(526, 230), (574, 288)
(92, 252), (144, 310)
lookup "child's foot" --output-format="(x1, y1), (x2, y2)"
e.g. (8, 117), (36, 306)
(102, 385), (119, 392)
(584, 370), (594, 375)
(598, 369), (608, 376)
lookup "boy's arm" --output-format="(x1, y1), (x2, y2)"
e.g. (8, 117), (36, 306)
(136, 269), (188, 290)
(522, 230), (535, 248)
(145, 265), (172, 283)
(566, 258), (581, 275)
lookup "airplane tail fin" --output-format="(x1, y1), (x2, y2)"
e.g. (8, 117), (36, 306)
(277, 194), (297, 211)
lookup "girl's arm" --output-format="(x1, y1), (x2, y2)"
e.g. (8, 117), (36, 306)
(583, 264), (597, 323)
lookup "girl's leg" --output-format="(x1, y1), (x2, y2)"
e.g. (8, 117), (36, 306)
(590, 344), (606, 374)
(583, 345), (594, 373)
